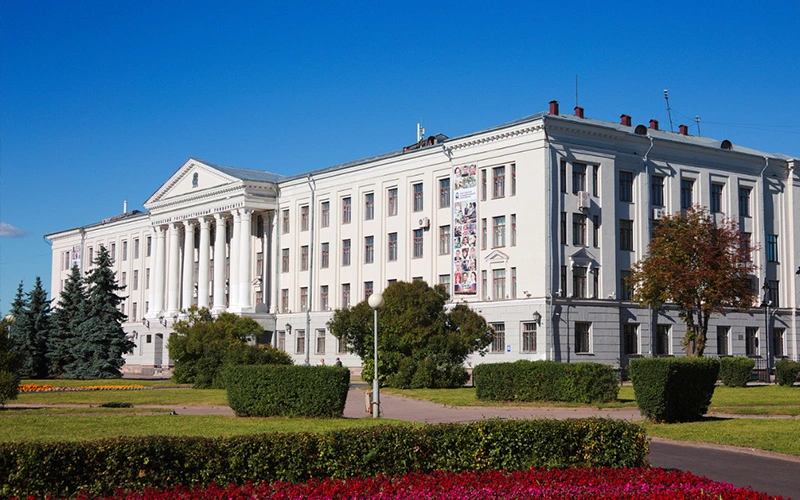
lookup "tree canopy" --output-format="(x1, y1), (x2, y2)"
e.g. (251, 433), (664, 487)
(629, 206), (756, 357)
(0, 315), (22, 403)
(48, 265), (87, 377)
(169, 306), (293, 388)
(8, 278), (51, 378)
(329, 280), (493, 389)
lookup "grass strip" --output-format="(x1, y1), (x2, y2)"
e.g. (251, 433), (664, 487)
(13, 387), (229, 406)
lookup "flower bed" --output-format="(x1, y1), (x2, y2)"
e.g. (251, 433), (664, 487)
(69, 467), (783, 499)
(18, 384), (147, 393)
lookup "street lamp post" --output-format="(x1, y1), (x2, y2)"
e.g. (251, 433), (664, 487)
(368, 292), (384, 418)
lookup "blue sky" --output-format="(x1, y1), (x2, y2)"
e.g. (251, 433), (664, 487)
(1, 0), (799, 313)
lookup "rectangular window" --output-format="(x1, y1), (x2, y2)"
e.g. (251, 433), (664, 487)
(620, 270), (633, 301)
(493, 166), (505, 198)
(619, 171), (633, 202)
(481, 169), (487, 200)
(560, 212), (567, 245)
(592, 165), (599, 197)
(651, 175), (664, 207)
(388, 232), (398, 261)
(278, 330), (286, 352)
(122, 240), (128, 261)
(256, 252), (264, 276)
(522, 322), (536, 352)
(490, 323), (505, 353)
(740, 233), (752, 262)
(132, 302), (137, 322)
(511, 214), (517, 246)
(388, 188), (398, 216)
(767, 280), (780, 307)
(364, 193), (374, 220)
(492, 269), (505, 300)
(739, 187), (752, 217)
(623, 324), (639, 355)
(364, 281), (374, 301)
(132, 270), (139, 290)
(364, 236), (374, 264)
(492, 216), (506, 248)
(342, 197), (352, 224)
(300, 287), (308, 311)
(773, 328), (785, 358)
(481, 218), (487, 250)
(121, 271), (127, 287)
(413, 183), (424, 212)
(300, 246), (309, 271)
(710, 183), (724, 213)
(134, 238), (140, 259)
(413, 229), (424, 258)
(592, 215), (600, 247)
(482, 270), (488, 300)
(281, 289), (289, 312)
(656, 325), (671, 356)
(145, 268), (150, 289)
(316, 329), (326, 355)
(320, 285), (329, 310)
(560, 265), (567, 298)
(439, 178), (450, 208)
(511, 267), (517, 299)
(767, 234), (779, 262)
(572, 266), (587, 298)
(717, 326), (730, 356)
(341, 283), (351, 308)
(511, 163), (516, 196)
(146, 237), (152, 257)
(295, 330), (305, 355)
(680, 179), (694, 209)
(439, 274), (451, 296)
(560, 162), (567, 193)
(439, 225), (451, 255)
(110, 243), (116, 261)
(321, 242), (330, 268)
(572, 163), (586, 194)
(572, 213), (586, 246)
(301, 205), (309, 231)
(575, 322), (591, 354)
(746, 327), (759, 356)
(342, 239), (351, 266)
(282, 209), (290, 234)
(281, 248), (289, 273)
(620, 219), (633, 251)
(321, 201), (330, 227)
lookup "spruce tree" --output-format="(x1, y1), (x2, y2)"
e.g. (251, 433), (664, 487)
(67, 245), (134, 379)
(48, 265), (87, 377)
(8, 281), (36, 378)
(25, 277), (52, 378)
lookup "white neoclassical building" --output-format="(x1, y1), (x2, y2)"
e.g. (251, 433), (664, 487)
(47, 101), (800, 376)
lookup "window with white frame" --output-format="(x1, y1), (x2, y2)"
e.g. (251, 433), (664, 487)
(364, 236), (374, 264)
(710, 183), (724, 214)
(656, 324), (671, 356)
(439, 178), (450, 208)
(281, 248), (289, 273)
(301, 246), (309, 271)
(492, 216), (505, 248)
(282, 209), (290, 233)
(316, 329), (326, 354)
(492, 166), (505, 198)
(364, 281), (373, 301)
(413, 183), (423, 212)
(364, 193), (374, 220)
(572, 213), (586, 246)
(572, 266), (587, 298)
(301, 205), (309, 231)
(300, 287), (308, 311)
(321, 242), (329, 268)
(716, 326), (730, 356)
(492, 269), (505, 299)
(388, 188), (398, 216)
(295, 329), (305, 355)
(388, 232), (398, 261)
(320, 285), (329, 310)
(680, 179), (694, 210)
(341, 283), (351, 308)
(342, 239), (351, 266)
(281, 289), (289, 312)
(439, 225), (450, 255)
(490, 322), (505, 353)
(773, 328), (785, 358)
(575, 322), (591, 353)
(342, 197), (352, 224)
(572, 163), (586, 194)
(321, 201), (330, 227)
(619, 171), (633, 202)
(413, 229), (423, 258)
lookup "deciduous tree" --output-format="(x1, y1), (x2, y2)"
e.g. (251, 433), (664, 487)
(330, 280), (493, 388)
(629, 207), (756, 357)
(0, 314), (22, 403)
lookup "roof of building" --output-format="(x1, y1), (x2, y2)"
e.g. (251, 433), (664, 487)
(199, 161), (285, 183)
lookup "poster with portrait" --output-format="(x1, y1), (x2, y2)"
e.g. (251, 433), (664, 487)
(453, 164), (478, 294)
(70, 245), (82, 271)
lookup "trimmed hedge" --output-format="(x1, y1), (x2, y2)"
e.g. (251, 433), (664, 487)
(225, 364), (350, 417)
(0, 418), (648, 498)
(719, 356), (754, 387)
(629, 357), (719, 423)
(776, 358), (800, 386)
(473, 360), (619, 404)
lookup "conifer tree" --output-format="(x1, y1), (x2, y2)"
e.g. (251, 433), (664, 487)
(67, 246), (134, 379)
(48, 265), (87, 377)
(25, 277), (52, 378)
(1, 315), (22, 403)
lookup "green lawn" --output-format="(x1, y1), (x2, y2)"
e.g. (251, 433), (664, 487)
(15, 379), (228, 406)
(383, 385), (637, 408)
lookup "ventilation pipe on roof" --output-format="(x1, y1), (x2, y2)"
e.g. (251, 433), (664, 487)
(621, 115), (632, 127)
(649, 119), (659, 130)
(574, 106), (584, 118)
(549, 100), (559, 116)
(679, 124), (689, 135)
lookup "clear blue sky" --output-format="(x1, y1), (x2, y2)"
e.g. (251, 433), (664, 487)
(1, 0), (799, 313)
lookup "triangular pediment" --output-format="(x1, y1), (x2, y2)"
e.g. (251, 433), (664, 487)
(144, 159), (243, 207)
(569, 248), (598, 268)
(483, 249), (509, 265)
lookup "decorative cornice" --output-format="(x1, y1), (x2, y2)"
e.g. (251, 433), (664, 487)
(446, 123), (544, 153)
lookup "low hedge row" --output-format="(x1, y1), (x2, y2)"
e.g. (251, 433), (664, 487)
(473, 360), (619, 403)
(629, 357), (719, 423)
(225, 365), (350, 417)
(0, 418), (648, 498)
(776, 359), (800, 386)
(719, 356), (754, 387)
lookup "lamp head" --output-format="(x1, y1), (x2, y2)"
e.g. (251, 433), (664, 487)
(368, 293), (384, 310)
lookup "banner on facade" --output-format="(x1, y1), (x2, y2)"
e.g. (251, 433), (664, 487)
(70, 245), (82, 271)
(453, 164), (478, 295)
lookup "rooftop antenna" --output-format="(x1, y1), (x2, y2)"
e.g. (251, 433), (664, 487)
(694, 115), (702, 137)
(417, 122), (425, 142)
(663, 89), (674, 132)
(123, 200), (128, 213)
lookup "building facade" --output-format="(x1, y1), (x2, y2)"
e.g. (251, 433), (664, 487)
(47, 101), (800, 375)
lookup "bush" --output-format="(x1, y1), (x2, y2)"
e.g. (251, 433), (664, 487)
(0, 418), (648, 498)
(225, 364), (350, 417)
(0, 369), (19, 404)
(474, 360), (619, 404)
(719, 356), (754, 387)
(775, 359), (800, 386)
(628, 357), (719, 423)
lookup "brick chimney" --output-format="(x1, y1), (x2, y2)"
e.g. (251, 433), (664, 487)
(549, 100), (559, 116)
(679, 124), (689, 135)
(649, 119), (659, 130)
(620, 114), (632, 126)
(574, 106), (584, 118)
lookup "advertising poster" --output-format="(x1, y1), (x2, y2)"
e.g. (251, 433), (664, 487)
(453, 164), (478, 295)
(70, 245), (82, 271)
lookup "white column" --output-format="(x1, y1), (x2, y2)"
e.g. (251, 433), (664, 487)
(212, 213), (228, 314)
(181, 220), (195, 312)
(197, 217), (211, 310)
(166, 223), (181, 315)
(238, 209), (254, 311)
(151, 226), (167, 317)
(229, 210), (241, 309)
